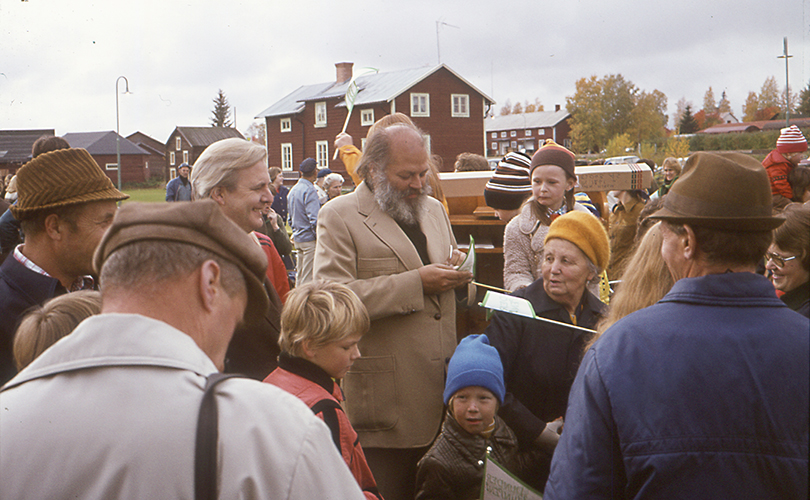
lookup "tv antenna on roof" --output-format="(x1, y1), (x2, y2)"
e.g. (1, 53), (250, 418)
(436, 20), (460, 64)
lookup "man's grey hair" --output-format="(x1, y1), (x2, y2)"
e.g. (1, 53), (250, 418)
(355, 123), (425, 183)
(100, 240), (245, 298)
(190, 138), (267, 200)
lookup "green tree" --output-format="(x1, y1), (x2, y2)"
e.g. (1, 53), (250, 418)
(718, 91), (732, 114)
(798, 81), (810, 116)
(758, 76), (781, 111)
(628, 89), (668, 144)
(742, 92), (759, 122)
(606, 133), (634, 157)
(703, 87), (716, 114)
(567, 74), (638, 153)
(211, 89), (232, 127)
(679, 105), (699, 133)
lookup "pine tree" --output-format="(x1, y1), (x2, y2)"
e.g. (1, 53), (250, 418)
(211, 89), (232, 128)
(798, 81), (810, 117)
(678, 104), (699, 133)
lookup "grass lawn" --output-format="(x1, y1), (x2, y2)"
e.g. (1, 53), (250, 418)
(123, 187), (166, 203)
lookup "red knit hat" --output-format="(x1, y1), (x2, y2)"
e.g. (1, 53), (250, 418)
(776, 125), (808, 154)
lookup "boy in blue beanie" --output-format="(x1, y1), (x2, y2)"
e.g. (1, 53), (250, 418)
(415, 334), (542, 500)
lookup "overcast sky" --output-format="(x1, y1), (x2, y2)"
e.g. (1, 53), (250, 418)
(1, 0), (808, 143)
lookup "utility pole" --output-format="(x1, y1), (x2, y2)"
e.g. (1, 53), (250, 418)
(777, 37), (793, 127)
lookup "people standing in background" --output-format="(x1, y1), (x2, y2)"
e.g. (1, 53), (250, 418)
(316, 167), (332, 205)
(288, 158), (320, 285)
(269, 166), (289, 223)
(607, 189), (648, 281)
(651, 157), (681, 200)
(165, 162), (192, 202)
(763, 124), (807, 210)
(324, 172), (345, 201)
(766, 203), (810, 317)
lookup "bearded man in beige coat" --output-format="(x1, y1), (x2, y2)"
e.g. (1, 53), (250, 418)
(315, 122), (472, 500)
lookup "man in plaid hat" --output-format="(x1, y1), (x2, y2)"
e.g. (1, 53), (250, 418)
(0, 148), (128, 385)
(763, 124), (808, 208)
(546, 152), (808, 499)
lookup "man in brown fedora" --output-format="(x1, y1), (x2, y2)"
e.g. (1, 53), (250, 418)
(0, 147), (128, 385)
(0, 200), (365, 499)
(545, 152), (809, 499)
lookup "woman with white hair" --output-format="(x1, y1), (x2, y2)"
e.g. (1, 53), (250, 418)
(190, 137), (288, 379)
(323, 172), (345, 201)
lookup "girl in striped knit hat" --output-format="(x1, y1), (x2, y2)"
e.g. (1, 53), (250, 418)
(762, 124), (808, 209)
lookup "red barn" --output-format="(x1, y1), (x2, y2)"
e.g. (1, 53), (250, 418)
(62, 131), (151, 185)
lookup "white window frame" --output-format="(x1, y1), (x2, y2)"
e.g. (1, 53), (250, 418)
(410, 93), (430, 117)
(169, 167), (176, 179)
(491, 142), (497, 150)
(315, 102), (327, 127)
(500, 132), (507, 139)
(175, 137), (181, 150)
(491, 132), (497, 139)
(511, 140), (517, 149)
(510, 130), (517, 137)
(170, 152), (176, 165)
(360, 138), (367, 151)
(316, 141), (329, 168)
(422, 134), (431, 154)
(360, 109), (375, 126)
(182, 150), (189, 164)
(105, 163), (118, 171)
(525, 129), (532, 136)
(281, 143), (293, 171)
(280, 118), (291, 132)
(451, 94), (469, 117)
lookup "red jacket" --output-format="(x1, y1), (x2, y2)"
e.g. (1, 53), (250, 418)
(264, 354), (382, 500)
(762, 150), (795, 199)
(253, 231), (290, 303)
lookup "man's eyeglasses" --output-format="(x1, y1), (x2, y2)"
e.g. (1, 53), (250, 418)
(765, 252), (797, 268)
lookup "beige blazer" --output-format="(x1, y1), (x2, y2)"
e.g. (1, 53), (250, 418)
(314, 182), (458, 449)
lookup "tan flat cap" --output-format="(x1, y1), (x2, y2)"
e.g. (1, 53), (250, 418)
(93, 200), (269, 326)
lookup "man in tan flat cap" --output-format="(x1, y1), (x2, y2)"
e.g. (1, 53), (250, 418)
(0, 147), (128, 385)
(0, 200), (365, 500)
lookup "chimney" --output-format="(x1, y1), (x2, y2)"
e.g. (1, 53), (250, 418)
(336, 62), (354, 84)
(555, 104), (561, 112)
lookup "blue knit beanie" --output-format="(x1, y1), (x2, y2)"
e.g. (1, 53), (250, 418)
(443, 334), (506, 404)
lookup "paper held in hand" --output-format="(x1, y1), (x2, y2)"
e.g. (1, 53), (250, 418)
(455, 235), (476, 277)
(479, 290), (597, 334)
(480, 452), (543, 500)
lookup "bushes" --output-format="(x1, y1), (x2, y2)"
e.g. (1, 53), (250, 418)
(689, 128), (798, 153)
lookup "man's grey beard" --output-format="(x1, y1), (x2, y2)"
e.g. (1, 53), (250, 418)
(371, 168), (432, 226)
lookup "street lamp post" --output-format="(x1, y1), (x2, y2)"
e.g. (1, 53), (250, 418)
(115, 76), (131, 193)
(777, 37), (792, 127)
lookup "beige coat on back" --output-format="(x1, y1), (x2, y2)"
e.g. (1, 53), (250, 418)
(315, 182), (458, 449)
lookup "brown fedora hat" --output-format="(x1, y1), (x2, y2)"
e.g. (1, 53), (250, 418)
(94, 200), (269, 327)
(10, 148), (128, 220)
(650, 152), (784, 231)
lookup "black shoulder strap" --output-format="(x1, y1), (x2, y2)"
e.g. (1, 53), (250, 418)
(310, 398), (343, 456)
(195, 372), (242, 500)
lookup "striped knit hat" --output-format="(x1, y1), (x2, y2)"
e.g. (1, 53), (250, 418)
(10, 148), (128, 220)
(776, 125), (808, 154)
(531, 139), (576, 179)
(484, 152), (532, 210)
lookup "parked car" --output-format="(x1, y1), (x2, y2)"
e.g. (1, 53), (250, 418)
(604, 155), (640, 165)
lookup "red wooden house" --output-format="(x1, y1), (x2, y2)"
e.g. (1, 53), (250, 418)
(255, 62), (494, 181)
(62, 131), (151, 185)
(165, 126), (245, 179)
(484, 107), (571, 157)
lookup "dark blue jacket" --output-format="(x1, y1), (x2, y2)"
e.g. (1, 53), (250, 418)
(546, 272), (809, 500)
(0, 255), (65, 385)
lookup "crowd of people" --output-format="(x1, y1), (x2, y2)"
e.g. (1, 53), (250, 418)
(0, 119), (807, 500)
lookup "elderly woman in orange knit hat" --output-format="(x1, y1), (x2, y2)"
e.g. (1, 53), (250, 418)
(484, 210), (609, 492)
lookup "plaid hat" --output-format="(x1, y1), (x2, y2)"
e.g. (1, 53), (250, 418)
(484, 152), (532, 210)
(545, 210), (610, 271)
(776, 125), (808, 154)
(10, 148), (128, 220)
(299, 158), (317, 174)
(444, 334), (505, 404)
(93, 200), (269, 327)
(650, 152), (784, 231)
(531, 139), (576, 179)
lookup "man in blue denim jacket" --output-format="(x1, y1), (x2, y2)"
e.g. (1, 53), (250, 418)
(546, 152), (809, 499)
(288, 158), (320, 284)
